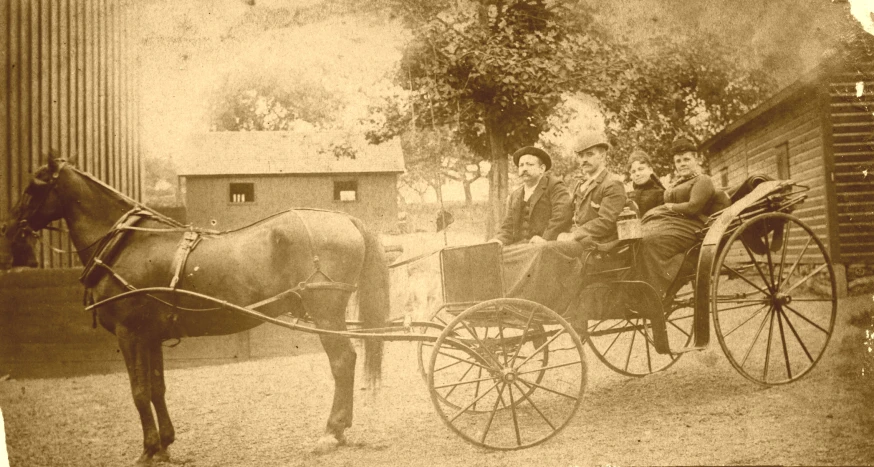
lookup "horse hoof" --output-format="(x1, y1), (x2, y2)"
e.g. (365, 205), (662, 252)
(153, 448), (171, 463)
(313, 434), (343, 454)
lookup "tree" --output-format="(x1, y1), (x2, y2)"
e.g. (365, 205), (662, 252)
(208, 68), (345, 131)
(369, 0), (626, 237)
(597, 32), (776, 176)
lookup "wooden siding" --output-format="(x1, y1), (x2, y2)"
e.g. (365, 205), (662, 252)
(708, 90), (831, 257)
(184, 173), (400, 234)
(829, 66), (874, 263)
(1, 0), (140, 268)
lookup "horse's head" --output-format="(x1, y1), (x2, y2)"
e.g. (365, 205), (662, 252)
(3, 158), (69, 267)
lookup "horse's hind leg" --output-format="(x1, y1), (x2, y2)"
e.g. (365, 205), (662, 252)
(117, 326), (162, 465)
(311, 293), (357, 451)
(148, 339), (175, 462)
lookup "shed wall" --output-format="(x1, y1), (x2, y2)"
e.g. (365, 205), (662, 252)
(829, 67), (874, 263)
(708, 90), (830, 254)
(184, 173), (399, 233)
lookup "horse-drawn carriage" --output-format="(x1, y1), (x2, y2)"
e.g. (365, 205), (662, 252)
(4, 160), (836, 462)
(411, 176), (836, 449)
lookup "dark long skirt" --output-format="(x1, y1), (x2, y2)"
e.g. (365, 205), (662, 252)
(634, 214), (703, 299)
(502, 241), (586, 314)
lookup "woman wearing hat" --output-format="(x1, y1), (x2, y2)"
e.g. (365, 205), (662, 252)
(494, 146), (572, 245)
(633, 137), (730, 300)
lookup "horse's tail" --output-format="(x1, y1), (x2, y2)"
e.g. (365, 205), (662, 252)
(350, 217), (390, 388)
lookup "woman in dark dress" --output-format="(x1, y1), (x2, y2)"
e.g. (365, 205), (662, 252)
(634, 137), (730, 298)
(627, 150), (665, 216)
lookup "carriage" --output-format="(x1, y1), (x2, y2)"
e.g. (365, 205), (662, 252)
(409, 175), (837, 449)
(4, 161), (836, 462)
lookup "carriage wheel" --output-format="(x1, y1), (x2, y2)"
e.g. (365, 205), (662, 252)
(420, 305), (550, 412)
(585, 283), (695, 377)
(428, 298), (586, 450)
(712, 212), (837, 386)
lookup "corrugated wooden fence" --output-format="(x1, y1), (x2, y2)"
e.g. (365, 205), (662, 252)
(1, 0), (141, 268)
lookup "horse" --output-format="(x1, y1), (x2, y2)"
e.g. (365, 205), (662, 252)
(4, 157), (390, 465)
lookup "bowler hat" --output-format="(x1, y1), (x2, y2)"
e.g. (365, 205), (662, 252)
(512, 146), (552, 170)
(671, 136), (698, 155)
(572, 133), (610, 154)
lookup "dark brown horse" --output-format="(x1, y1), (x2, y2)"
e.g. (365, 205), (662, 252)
(5, 158), (390, 465)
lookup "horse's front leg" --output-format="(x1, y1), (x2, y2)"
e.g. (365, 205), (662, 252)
(311, 294), (357, 452)
(148, 339), (175, 463)
(117, 326), (162, 465)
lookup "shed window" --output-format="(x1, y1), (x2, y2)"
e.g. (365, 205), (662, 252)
(776, 142), (790, 180)
(719, 167), (729, 189)
(230, 183), (254, 203)
(334, 180), (358, 202)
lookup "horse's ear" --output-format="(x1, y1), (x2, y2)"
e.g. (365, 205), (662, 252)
(67, 153), (78, 167)
(47, 156), (66, 179)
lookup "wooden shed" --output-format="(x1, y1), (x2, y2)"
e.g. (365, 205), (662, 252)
(178, 131), (405, 234)
(702, 57), (874, 292)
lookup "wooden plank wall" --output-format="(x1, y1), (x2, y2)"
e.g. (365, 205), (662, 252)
(829, 64), (874, 264)
(0, 0), (141, 268)
(709, 91), (830, 255)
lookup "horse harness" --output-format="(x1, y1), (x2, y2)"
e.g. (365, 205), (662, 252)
(81, 207), (359, 328)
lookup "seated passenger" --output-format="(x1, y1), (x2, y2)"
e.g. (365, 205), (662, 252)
(627, 150), (665, 216)
(633, 137), (731, 299)
(556, 133), (627, 248)
(501, 134), (625, 315)
(494, 146), (572, 245)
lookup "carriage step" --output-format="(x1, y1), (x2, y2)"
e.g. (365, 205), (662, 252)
(671, 345), (707, 354)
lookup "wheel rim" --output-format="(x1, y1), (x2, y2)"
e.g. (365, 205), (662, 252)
(712, 212), (837, 386)
(417, 307), (455, 383)
(586, 285), (694, 377)
(428, 298), (586, 450)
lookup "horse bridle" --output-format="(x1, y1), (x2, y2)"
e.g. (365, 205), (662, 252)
(5, 158), (67, 242)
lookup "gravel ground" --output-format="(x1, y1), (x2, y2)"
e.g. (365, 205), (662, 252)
(1, 294), (873, 467)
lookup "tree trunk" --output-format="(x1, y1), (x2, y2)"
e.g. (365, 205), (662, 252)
(485, 114), (508, 240)
(462, 179), (473, 206)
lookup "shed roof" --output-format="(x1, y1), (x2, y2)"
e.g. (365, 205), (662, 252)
(177, 131), (405, 176)
(701, 63), (830, 155)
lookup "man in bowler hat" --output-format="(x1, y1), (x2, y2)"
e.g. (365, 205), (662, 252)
(494, 146), (572, 245)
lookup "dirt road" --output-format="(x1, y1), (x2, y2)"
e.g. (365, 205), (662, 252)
(1, 296), (872, 467)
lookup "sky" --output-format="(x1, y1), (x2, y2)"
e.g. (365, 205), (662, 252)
(131, 0), (874, 202)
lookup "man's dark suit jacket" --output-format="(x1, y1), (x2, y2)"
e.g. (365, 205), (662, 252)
(495, 173), (572, 245)
(568, 169), (627, 243)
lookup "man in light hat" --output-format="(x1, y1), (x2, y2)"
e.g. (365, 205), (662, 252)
(556, 133), (627, 245)
(494, 146), (572, 245)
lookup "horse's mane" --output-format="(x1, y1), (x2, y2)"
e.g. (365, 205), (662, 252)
(70, 166), (186, 229)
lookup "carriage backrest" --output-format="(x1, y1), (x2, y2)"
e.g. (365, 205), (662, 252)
(440, 242), (505, 305)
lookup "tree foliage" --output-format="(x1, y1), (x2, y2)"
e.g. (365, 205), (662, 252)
(596, 33), (776, 176)
(369, 0), (625, 236)
(208, 70), (344, 131)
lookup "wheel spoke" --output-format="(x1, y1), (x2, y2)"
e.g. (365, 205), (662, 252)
(782, 263), (828, 296)
(776, 305), (793, 380)
(448, 380), (501, 423)
(668, 318), (693, 338)
(508, 383), (522, 447)
(478, 382), (506, 444)
(763, 224), (777, 288)
(515, 374), (580, 401)
(458, 322), (501, 368)
(783, 303), (831, 335)
(763, 309), (777, 381)
(515, 359), (583, 376)
(434, 358), (465, 374)
(434, 347), (492, 372)
(716, 301), (770, 313)
(777, 306), (814, 362)
(624, 319), (638, 372)
(778, 236), (813, 291)
(516, 328), (564, 369)
(510, 306), (538, 363)
(495, 309), (510, 367)
(433, 373), (496, 390)
(740, 306), (772, 367)
(722, 263), (771, 296)
(512, 380), (557, 431)
(723, 304), (769, 338)
(776, 221), (792, 285)
(441, 359), (478, 402)
(742, 240), (774, 291)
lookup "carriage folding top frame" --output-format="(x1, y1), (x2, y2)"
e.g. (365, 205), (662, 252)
(82, 175), (838, 451)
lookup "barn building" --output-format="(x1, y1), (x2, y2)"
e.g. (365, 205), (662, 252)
(1, 0), (142, 269)
(178, 131), (405, 234)
(702, 56), (874, 294)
